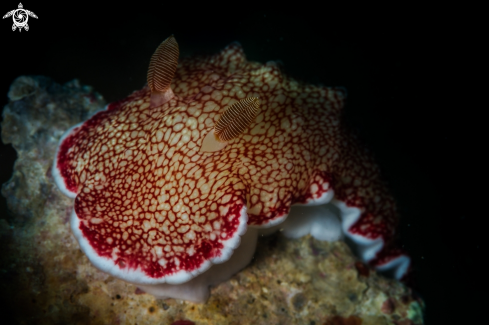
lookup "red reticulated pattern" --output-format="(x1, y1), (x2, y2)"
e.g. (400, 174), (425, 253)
(56, 42), (400, 278)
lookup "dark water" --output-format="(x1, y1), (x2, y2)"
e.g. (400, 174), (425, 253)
(0, 4), (481, 324)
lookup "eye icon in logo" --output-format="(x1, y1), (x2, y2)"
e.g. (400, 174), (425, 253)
(3, 3), (38, 32)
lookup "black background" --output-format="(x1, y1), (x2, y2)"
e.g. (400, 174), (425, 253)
(0, 2), (483, 324)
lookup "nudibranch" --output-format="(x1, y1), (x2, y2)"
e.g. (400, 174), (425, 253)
(52, 35), (410, 302)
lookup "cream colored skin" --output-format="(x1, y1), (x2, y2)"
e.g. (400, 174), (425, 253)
(150, 88), (175, 109)
(200, 129), (228, 153)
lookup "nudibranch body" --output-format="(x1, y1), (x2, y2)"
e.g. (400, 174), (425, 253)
(53, 36), (410, 302)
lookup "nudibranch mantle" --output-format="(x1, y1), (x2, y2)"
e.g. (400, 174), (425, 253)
(53, 37), (410, 302)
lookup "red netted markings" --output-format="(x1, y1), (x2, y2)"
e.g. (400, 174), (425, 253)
(332, 131), (399, 243)
(57, 85), (245, 278)
(54, 39), (404, 282)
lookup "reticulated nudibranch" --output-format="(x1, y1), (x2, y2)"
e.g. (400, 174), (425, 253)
(52, 35), (410, 303)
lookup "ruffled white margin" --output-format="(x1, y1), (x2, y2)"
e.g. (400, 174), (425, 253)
(261, 189), (411, 280)
(52, 122), (85, 199)
(70, 204), (249, 286)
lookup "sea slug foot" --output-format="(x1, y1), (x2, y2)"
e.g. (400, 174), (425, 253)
(281, 203), (343, 242)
